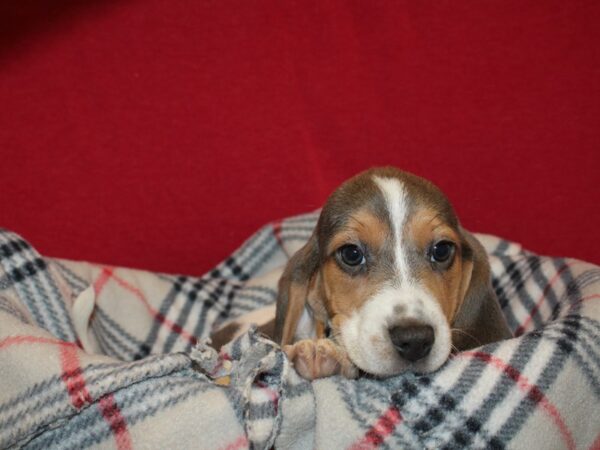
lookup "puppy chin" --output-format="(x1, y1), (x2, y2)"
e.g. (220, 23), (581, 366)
(339, 285), (452, 377)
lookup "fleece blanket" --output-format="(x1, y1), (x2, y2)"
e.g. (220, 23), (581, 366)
(1, 212), (599, 450)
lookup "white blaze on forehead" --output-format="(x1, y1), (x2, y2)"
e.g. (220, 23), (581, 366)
(372, 175), (410, 281)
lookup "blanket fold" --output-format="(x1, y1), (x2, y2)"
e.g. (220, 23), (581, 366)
(0, 213), (599, 449)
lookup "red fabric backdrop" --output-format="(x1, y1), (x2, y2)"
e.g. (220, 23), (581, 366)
(1, 1), (599, 275)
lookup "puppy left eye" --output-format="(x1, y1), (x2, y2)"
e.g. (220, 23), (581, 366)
(429, 240), (455, 264)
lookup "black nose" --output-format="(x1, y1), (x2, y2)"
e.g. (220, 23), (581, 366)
(389, 324), (435, 362)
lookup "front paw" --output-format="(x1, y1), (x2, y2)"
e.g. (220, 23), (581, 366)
(283, 339), (358, 380)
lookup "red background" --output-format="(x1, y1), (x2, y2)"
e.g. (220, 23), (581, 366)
(1, 1), (599, 275)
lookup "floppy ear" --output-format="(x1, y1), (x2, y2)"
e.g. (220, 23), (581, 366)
(452, 229), (512, 351)
(274, 233), (321, 345)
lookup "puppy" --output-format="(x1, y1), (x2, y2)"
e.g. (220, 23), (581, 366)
(274, 167), (511, 380)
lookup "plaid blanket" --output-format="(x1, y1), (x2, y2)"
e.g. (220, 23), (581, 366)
(1, 212), (599, 449)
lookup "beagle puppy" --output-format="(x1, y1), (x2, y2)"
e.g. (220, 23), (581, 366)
(274, 167), (511, 380)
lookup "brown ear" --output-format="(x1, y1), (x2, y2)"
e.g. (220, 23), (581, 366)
(274, 233), (320, 345)
(452, 229), (512, 351)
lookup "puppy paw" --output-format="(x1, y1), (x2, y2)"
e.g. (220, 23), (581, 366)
(283, 339), (358, 380)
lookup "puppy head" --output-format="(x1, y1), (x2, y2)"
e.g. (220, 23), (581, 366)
(276, 167), (510, 377)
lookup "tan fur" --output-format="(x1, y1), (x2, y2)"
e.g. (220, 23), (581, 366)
(318, 258), (385, 337)
(315, 320), (327, 339)
(325, 209), (389, 256)
(318, 209), (391, 338)
(406, 208), (464, 322)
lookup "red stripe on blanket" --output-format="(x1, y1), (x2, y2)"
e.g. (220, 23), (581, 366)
(589, 432), (600, 450)
(515, 262), (581, 336)
(460, 351), (576, 450)
(60, 341), (133, 449)
(94, 267), (114, 294)
(272, 221), (284, 248)
(1, 335), (132, 448)
(94, 267), (197, 345)
(98, 394), (133, 450)
(0, 335), (77, 350)
(570, 294), (600, 310)
(219, 435), (249, 450)
(60, 344), (93, 409)
(348, 405), (402, 450)
(255, 380), (279, 414)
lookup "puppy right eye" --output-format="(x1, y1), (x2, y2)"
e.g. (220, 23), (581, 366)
(339, 244), (366, 267)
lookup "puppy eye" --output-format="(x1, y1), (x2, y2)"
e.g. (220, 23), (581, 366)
(429, 240), (455, 264)
(339, 244), (366, 267)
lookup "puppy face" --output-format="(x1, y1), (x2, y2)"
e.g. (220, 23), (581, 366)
(313, 168), (468, 375)
(276, 167), (510, 377)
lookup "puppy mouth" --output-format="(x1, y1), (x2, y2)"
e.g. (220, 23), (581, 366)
(341, 336), (447, 377)
(342, 332), (450, 377)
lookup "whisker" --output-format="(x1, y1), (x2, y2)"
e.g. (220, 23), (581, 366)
(327, 331), (343, 342)
(451, 328), (482, 347)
